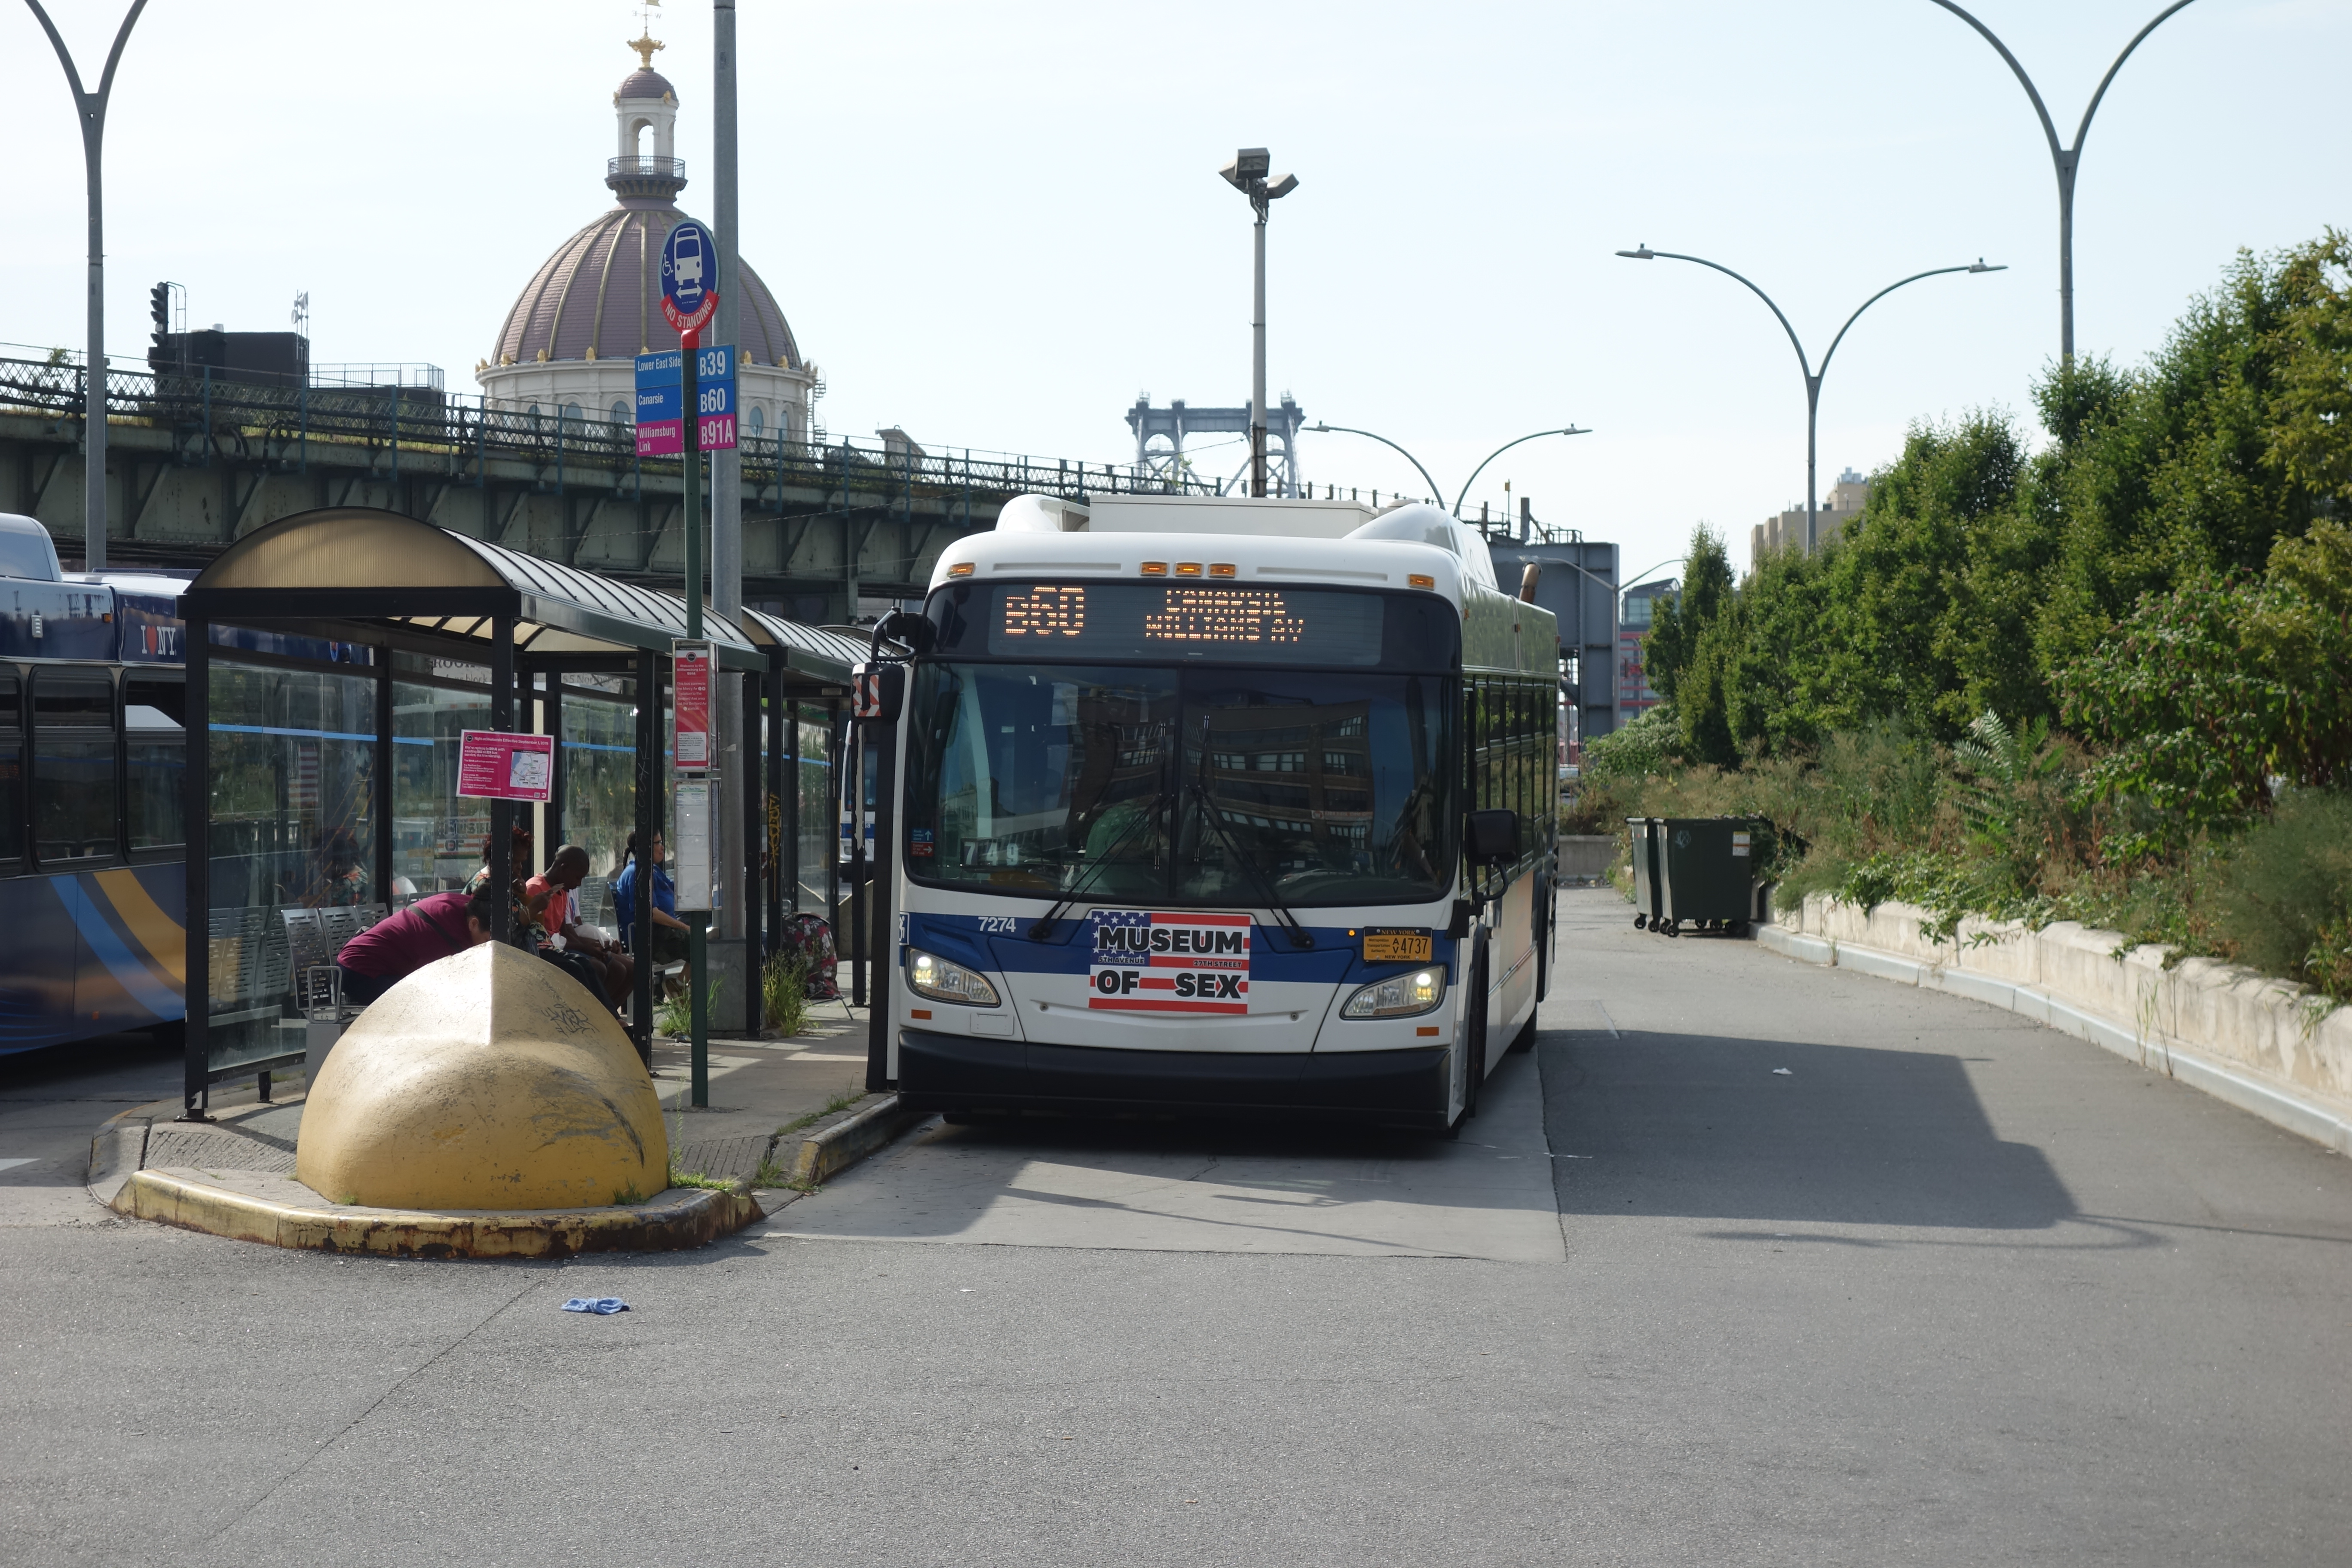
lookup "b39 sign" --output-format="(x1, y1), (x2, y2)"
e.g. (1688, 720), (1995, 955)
(457, 730), (554, 802)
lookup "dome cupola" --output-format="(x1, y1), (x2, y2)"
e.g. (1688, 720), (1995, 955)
(475, 15), (816, 446)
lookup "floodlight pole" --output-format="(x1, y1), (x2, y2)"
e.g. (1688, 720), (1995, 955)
(1221, 149), (1295, 498)
(26, 0), (148, 572)
(1926, 0), (2200, 364)
(1615, 246), (2002, 553)
(712, 0), (745, 967)
(1252, 206), (1268, 497)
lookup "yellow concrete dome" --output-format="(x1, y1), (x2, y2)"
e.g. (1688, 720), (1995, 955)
(296, 942), (669, 1211)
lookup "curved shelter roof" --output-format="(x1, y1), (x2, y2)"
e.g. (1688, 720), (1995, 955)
(738, 607), (865, 688)
(187, 508), (762, 669)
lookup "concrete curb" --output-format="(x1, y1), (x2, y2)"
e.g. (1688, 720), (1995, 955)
(1756, 921), (2352, 1156)
(111, 1167), (766, 1259)
(790, 1093), (925, 1185)
(86, 1106), (153, 1210)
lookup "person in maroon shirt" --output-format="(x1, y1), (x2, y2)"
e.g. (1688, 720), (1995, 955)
(334, 890), (499, 1005)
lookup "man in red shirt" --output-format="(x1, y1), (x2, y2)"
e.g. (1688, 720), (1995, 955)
(526, 845), (634, 1017)
(334, 891), (499, 1005)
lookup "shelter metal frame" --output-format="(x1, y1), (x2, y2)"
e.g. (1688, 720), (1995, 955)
(176, 508), (773, 1118)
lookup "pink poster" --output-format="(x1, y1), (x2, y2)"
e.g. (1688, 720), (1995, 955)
(457, 729), (554, 802)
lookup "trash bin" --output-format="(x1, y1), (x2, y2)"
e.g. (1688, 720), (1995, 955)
(1651, 818), (1761, 937)
(1626, 817), (1663, 930)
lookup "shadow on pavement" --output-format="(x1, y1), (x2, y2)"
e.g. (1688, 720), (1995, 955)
(1542, 1027), (2074, 1231)
(762, 1048), (1566, 1260)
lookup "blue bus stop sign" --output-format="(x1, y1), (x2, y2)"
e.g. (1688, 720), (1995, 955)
(659, 219), (719, 336)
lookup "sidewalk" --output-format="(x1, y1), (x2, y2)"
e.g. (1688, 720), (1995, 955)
(90, 999), (923, 1255)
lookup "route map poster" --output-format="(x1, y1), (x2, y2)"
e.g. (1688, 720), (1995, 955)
(456, 730), (554, 802)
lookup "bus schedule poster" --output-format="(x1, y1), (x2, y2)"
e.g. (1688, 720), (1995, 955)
(457, 729), (554, 802)
(673, 642), (712, 768)
(1087, 909), (1251, 1014)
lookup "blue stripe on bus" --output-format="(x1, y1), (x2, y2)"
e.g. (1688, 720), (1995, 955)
(55, 876), (182, 1019)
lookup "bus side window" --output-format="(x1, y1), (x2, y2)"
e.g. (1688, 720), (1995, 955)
(0, 671), (21, 865)
(31, 668), (119, 864)
(125, 675), (186, 851)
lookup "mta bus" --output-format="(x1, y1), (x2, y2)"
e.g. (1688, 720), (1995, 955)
(0, 514), (190, 1054)
(879, 493), (1559, 1134)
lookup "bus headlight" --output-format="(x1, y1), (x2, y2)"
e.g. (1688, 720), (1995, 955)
(1340, 967), (1446, 1019)
(907, 949), (1001, 1007)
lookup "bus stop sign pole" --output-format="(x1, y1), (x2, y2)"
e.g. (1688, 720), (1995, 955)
(662, 218), (719, 1108)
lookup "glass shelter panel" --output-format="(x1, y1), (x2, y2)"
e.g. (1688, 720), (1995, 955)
(205, 657), (380, 1075)
(562, 678), (638, 887)
(392, 678), (491, 897)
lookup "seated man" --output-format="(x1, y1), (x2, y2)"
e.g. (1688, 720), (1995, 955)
(333, 891), (498, 1006)
(527, 845), (634, 1016)
(612, 831), (692, 994)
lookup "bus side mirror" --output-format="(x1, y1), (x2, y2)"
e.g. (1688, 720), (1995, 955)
(1467, 808), (1519, 867)
(851, 662), (905, 724)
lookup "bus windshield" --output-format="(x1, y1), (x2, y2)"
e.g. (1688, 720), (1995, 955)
(904, 662), (1455, 907)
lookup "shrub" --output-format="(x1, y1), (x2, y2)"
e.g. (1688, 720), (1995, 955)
(762, 950), (811, 1036)
(2206, 789), (2352, 1001)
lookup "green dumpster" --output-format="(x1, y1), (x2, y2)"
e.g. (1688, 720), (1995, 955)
(1652, 817), (1761, 937)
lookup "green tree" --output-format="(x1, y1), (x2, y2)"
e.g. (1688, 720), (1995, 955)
(2036, 238), (2338, 674)
(1641, 524), (1732, 755)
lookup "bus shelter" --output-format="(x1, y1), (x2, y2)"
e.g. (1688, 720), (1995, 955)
(736, 607), (864, 1034)
(177, 506), (769, 1115)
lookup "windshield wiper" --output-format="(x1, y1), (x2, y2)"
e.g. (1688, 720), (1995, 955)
(1185, 717), (1315, 950)
(1027, 788), (1166, 941)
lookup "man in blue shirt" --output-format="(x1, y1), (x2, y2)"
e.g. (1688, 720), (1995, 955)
(612, 830), (691, 979)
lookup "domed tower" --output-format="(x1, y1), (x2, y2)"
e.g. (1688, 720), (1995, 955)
(475, 25), (815, 444)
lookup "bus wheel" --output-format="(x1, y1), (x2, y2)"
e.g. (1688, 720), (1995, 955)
(1464, 983), (1487, 1120)
(1632, 913), (1646, 930)
(1507, 1011), (1537, 1055)
(1452, 951), (1489, 1132)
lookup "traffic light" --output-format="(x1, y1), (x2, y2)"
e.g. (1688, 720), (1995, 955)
(149, 282), (172, 365)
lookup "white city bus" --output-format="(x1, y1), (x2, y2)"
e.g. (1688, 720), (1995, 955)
(876, 492), (1558, 1134)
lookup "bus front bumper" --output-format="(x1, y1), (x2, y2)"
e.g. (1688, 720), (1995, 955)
(896, 1028), (1451, 1131)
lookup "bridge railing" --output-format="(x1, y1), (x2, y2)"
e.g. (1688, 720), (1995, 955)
(0, 355), (1223, 503)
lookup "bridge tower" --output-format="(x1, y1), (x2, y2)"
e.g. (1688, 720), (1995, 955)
(1125, 394), (1305, 496)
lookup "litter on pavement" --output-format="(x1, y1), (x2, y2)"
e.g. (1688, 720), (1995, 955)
(561, 1297), (630, 1314)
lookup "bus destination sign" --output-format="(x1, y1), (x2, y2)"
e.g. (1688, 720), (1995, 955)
(983, 583), (1388, 665)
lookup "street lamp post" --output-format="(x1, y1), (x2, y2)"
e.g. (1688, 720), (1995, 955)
(25, 0), (148, 572)
(1927, 0), (2200, 364)
(1615, 245), (2003, 554)
(1452, 427), (1590, 519)
(1305, 424), (1445, 508)
(1220, 148), (1298, 499)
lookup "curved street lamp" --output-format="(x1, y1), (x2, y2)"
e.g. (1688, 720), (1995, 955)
(1452, 426), (1590, 519)
(26, 0), (148, 572)
(1305, 423), (1444, 508)
(1616, 245), (2004, 553)
(1927, 0), (2200, 363)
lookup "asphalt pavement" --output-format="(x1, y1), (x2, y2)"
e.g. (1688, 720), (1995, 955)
(6, 887), (2350, 1566)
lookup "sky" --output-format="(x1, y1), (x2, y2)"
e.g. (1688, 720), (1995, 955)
(8, 0), (2348, 585)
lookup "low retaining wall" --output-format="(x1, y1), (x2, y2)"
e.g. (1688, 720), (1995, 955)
(1558, 836), (1617, 885)
(1761, 892), (2352, 1155)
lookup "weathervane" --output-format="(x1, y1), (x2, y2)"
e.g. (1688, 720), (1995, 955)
(628, 0), (664, 70)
